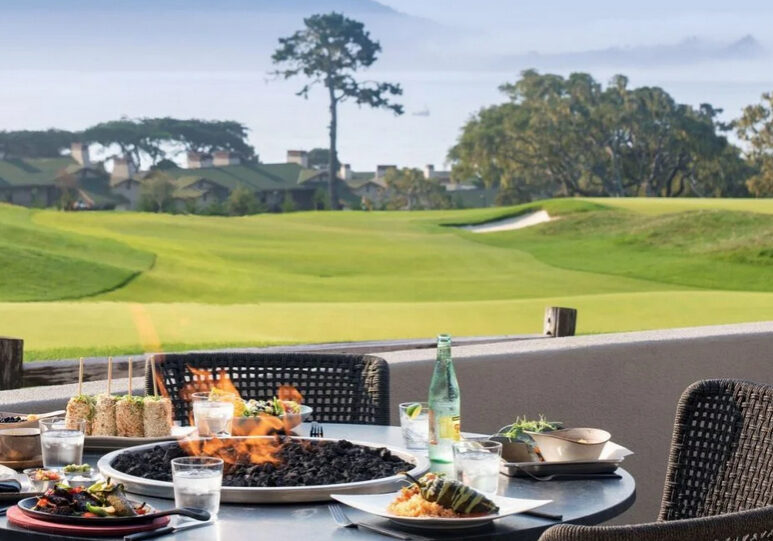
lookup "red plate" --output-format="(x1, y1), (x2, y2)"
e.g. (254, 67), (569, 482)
(7, 505), (170, 537)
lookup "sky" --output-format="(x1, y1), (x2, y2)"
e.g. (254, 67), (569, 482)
(0, 1), (772, 170)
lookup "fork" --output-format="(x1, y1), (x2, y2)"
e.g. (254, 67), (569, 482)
(328, 504), (424, 540)
(310, 422), (324, 438)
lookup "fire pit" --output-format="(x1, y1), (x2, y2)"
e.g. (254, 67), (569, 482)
(98, 437), (429, 503)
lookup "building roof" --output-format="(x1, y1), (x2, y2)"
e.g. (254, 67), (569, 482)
(0, 157), (80, 187)
(164, 162), (323, 193)
(346, 177), (387, 190)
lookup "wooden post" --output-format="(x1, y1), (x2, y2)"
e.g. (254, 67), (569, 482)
(544, 307), (577, 337)
(0, 337), (23, 390)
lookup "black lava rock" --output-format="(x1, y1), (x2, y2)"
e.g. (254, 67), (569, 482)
(111, 439), (412, 487)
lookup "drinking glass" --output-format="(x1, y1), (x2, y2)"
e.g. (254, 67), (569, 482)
(192, 392), (234, 437)
(452, 440), (503, 495)
(39, 417), (86, 469)
(171, 456), (224, 518)
(399, 402), (429, 450)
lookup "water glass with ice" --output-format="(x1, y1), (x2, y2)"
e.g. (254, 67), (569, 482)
(172, 456), (224, 518)
(452, 440), (503, 495)
(39, 417), (86, 469)
(399, 402), (429, 450)
(192, 392), (234, 437)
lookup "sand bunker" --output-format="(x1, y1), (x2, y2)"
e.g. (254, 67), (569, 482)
(460, 210), (553, 233)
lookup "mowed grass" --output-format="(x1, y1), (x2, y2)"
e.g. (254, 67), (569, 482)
(0, 204), (154, 300)
(0, 198), (771, 360)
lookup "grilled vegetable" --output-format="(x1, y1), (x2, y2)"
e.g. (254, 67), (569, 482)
(87, 480), (138, 516)
(85, 503), (114, 517)
(403, 473), (499, 515)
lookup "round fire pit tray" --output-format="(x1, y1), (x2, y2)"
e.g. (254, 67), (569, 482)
(98, 436), (430, 504)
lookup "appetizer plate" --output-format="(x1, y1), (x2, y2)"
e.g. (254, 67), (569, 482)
(84, 425), (196, 452)
(331, 492), (551, 530)
(232, 405), (313, 434)
(17, 496), (161, 525)
(500, 441), (633, 478)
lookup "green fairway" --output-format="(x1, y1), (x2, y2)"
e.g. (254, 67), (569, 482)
(1, 198), (772, 360)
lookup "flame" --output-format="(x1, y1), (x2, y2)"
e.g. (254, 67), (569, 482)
(179, 367), (304, 465)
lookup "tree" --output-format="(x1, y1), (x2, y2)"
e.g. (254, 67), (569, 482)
(227, 186), (262, 215)
(0, 130), (77, 158)
(449, 70), (748, 199)
(140, 171), (176, 212)
(272, 12), (403, 210)
(83, 117), (256, 168)
(281, 192), (297, 213)
(737, 92), (773, 197)
(159, 118), (256, 160)
(307, 147), (331, 170)
(384, 168), (451, 210)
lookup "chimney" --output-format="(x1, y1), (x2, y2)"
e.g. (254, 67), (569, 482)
(376, 165), (396, 179)
(71, 142), (90, 167)
(286, 150), (309, 168)
(213, 150), (240, 167)
(339, 163), (352, 180)
(424, 164), (435, 179)
(111, 156), (137, 181)
(187, 152), (212, 169)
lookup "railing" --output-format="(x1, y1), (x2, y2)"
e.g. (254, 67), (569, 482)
(1, 307), (578, 389)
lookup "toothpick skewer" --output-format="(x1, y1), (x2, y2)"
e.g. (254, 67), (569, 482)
(151, 355), (158, 397)
(107, 356), (113, 395)
(128, 357), (133, 397)
(78, 357), (84, 396)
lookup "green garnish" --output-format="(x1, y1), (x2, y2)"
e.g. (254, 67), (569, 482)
(404, 403), (422, 419)
(63, 464), (91, 473)
(500, 415), (561, 441)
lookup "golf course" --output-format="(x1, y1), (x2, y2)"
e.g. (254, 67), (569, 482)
(2, 197), (772, 361)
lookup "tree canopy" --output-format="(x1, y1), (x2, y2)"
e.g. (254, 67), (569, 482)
(449, 70), (750, 201)
(736, 92), (773, 197)
(272, 12), (403, 209)
(384, 167), (451, 210)
(0, 129), (78, 158)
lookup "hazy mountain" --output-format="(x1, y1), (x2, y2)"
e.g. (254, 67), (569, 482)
(495, 36), (766, 71)
(1, 0), (401, 14)
(0, 0), (439, 71)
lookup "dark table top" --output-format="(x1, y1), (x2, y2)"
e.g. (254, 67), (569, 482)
(0, 424), (635, 541)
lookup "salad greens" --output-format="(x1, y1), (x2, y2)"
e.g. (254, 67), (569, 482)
(499, 416), (561, 441)
(242, 397), (301, 417)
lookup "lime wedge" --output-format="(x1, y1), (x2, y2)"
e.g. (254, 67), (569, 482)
(405, 403), (422, 419)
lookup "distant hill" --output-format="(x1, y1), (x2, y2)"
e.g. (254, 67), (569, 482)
(495, 35), (766, 70)
(2, 0), (401, 14)
(0, 0), (435, 71)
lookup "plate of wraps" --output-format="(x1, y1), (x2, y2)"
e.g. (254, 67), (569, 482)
(65, 394), (195, 452)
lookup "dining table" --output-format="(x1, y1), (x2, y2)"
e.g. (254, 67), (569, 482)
(0, 423), (636, 541)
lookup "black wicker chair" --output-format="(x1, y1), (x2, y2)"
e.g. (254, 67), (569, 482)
(539, 379), (773, 541)
(144, 352), (390, 425)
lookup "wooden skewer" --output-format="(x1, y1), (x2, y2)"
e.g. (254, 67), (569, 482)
(107, 356), (113, 395)
(78, 357), (84, 396)
(150, 355), (158, 397)
(128, 357), (133, 397)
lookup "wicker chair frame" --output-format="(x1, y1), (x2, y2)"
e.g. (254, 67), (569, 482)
(540, 379), (773, 541)
(144, 352), (390, 425)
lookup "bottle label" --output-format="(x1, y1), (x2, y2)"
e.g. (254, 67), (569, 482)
(429, 411), (461, 444)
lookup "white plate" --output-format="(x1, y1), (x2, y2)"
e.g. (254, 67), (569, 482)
(332, 491), (552, 530)
(84, 425), (196, 451)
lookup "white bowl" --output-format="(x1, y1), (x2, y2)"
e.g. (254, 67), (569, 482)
(525, 428), (611, 462)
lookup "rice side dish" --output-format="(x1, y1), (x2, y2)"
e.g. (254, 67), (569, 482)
(387, 485), (460, 518)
